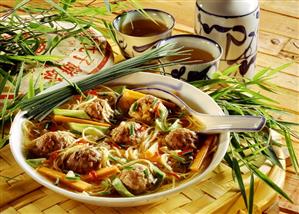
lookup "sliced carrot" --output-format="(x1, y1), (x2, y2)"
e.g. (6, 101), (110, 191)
(37, 166), (92, 191)
(190, 136), (214, 171)
(119, 89), (177, 110)
(84, 166), (120, 182)
(94, 166), (120, 179)
(123, 88), (145, 100)
(144, 142), (160, 162)
(53, 115), (110, 127)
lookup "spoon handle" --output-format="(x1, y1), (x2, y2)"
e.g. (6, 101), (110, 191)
(195, 114), (266, 133)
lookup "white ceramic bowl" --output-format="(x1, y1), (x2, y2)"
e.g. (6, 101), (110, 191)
(9, 72), (230, 207)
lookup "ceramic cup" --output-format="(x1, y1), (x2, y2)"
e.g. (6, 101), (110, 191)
(112, 9), (175, 58)
(155, 35), (222, 82)
(194, 0), (259, 77)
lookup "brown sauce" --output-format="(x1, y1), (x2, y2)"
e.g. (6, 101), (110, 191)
(167, 47), (214, 63)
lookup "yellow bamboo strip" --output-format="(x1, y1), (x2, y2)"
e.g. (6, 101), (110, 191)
(59, 200), (81, 211)
(153, 193), (191, 212)
(0, 207), (18, 214)
(17, 204), (41, 214)
(116, 207), (143, 214)
(11, 189), (46, 210)
(94, 207), (119, 214)
(69, 205), (94, 214)
(182, 194), (215, 213)
(43, 205), (68, 214)
(181, 187), (205, 201)
(195, 192), (240, 214)
(199, 180), (228, 199)
(32, 192), (67, 211)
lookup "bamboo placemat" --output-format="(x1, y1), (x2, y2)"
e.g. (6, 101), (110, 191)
(0, 138), (285, 214)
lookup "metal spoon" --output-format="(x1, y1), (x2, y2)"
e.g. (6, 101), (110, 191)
(133, 87), (266, 133)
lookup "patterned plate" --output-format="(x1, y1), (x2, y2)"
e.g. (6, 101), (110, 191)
(1, 21), (114, 101)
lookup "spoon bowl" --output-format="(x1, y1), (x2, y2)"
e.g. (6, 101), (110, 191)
(133, 87), (266, 133)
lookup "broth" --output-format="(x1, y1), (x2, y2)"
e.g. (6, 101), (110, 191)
(120, 19), (168, 37)
(167, 47), (214, 63)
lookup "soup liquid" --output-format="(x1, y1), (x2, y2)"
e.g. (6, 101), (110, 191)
(167, 47), (214, 63)
(120, 19), (168, 37)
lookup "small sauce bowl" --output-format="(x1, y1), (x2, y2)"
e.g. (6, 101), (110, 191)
(156, 34), (223, 81)
(112, 9), (175, 58)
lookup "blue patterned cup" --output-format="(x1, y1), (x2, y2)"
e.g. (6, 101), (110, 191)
(112, 9), (175, 58)
(156, 35), (223, 81)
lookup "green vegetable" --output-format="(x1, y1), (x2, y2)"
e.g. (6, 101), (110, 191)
(68, 122), (109, 134)
(53, 109), (90, 119)
(151, 165), (166, 189)
(129, 123), (135, 136)
(65, 170), (81, 181)
(26, 158), (46, 168)
(155, 119), (181, 132)
(112, 178), (134, 197)
(171, 153), (186, 164)
(113, 85), (126, 94)
(132, 102), (138, 112)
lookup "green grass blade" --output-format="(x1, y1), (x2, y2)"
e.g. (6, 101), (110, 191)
(232, 157), (248, 208)
(282, 126), (299, 173)
(222, 64), (240, 76)
(103, 0), (111, 13)
(13, 62), (24, 98)
(248, 174), (254, 214)
(252, 67), (270, 81)
(6, 55), (63, 62)
(27, 73), (35, 99)
(0, 71), (10, 95)
(267, 63), (293, 77)
(249, 164), (293, 202)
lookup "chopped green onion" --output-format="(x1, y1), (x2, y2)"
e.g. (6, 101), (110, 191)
(132, 102), (138, 112)
(26, 158), (46, 168)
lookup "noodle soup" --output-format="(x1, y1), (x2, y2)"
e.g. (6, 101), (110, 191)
(22, 85), (218, 197)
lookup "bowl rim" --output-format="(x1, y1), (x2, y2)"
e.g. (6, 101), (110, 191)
(9, 72), (230, 206)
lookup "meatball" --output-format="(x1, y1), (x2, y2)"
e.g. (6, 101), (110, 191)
(165, 128), (197, 150)
(84, 97), (114, 122)
(110, 121), (143, 146)
(128, 95), (168, 124)
(60, 145), (101, 174)
(31, 131), (75, 158)
(119, 164), (153, 194)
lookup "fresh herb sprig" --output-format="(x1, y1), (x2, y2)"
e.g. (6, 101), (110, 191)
(191, 64), (298, 212)
(19, 43), (190, 120)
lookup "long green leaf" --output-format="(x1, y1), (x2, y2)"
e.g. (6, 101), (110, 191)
(252, 67), (270, 81)
(13, 62), (24, 98)
(282, 126), (299, 173)
(249, 164), (293, 202)
(6, 55), (63, 62)
(248, 174), (254, 214)
(232, 158), (248, 208)
(0, 71), (10, 95)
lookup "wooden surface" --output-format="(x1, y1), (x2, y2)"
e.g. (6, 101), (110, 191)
(0, 0), (299, 213)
